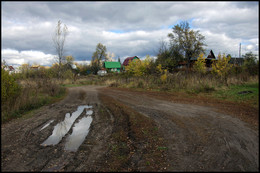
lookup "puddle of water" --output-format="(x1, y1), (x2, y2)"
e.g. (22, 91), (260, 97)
(40, 120), (54, 131)
(86, 110), (93, 116)
(64, 116), (93, 152)
(41, 105), (92, 146)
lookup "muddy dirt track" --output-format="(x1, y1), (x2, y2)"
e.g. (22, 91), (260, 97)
(1, 85), (259, 172)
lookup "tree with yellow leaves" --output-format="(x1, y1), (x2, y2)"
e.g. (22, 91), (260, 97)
(193, 53), (206, 74)
(125, 55), (153, 77)
(211, 53), (233, 84)
(156, 63), (168, 83)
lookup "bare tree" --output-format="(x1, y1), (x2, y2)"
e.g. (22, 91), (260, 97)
(52, 20), (68, 78)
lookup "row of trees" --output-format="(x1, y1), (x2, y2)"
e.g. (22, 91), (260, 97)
(52, 20), (207, 76)
(50, 20), (259, 79)
(123, 51), (258, 87)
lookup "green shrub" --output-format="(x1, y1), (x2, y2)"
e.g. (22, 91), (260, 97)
(1, 69), (22, 122)
(1, 69), (21, 104)
(231, 66), (243, 75)
(242, 52), (258, 76)
(137, 80), (144, 88)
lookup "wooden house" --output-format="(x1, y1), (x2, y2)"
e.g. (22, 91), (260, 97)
(229, 57), (244, 66)
(177, 50), (217, 69)
(190, 50), (216, 67)
(7, 66), (15, 74)
(122, 56), (140, 66)
(30, 65), (40, 70)
(104, 61), (121, 73)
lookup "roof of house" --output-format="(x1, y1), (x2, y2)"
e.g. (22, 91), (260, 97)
(104, 61), (121, 68)
(122, 56), (139, 66)
(190, 50), (216, 61)
(8, 66), (15, 71)
(207, 50), (216, 59)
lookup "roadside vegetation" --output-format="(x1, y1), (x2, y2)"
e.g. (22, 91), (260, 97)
(1, 63), (68, 123)
(2, 51), (258, 123)
(1, 20), (258, 123)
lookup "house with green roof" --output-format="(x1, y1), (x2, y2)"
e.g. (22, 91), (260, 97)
(103, 61), (121, 73)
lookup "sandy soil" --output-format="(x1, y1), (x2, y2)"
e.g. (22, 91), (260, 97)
(1, 85), (259, 171)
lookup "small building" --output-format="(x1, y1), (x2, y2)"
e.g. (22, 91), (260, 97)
(229, 57), (244, 66)
(190, 50), (217, 67)
(122, 56), (140, 66)
(104, 61), (121, 73)
(30, 65), (40, 70)
(178, 50), (217, 69)
(176, 61), (187, 69)
(7, 66), (15, 74)
(97, 68), (107, 76)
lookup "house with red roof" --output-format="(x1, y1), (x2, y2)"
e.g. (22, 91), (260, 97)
(122, 56), (140, 66)
(6, 66), (16, 74)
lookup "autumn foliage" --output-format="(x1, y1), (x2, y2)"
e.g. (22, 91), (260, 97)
(211, 53), (233, 83)
(193, 53), (206, 74)
(125, 55), (153, 77)
(1, 68), (21, 105)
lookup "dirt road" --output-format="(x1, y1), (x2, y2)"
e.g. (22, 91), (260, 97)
(1, 85), (259, 171)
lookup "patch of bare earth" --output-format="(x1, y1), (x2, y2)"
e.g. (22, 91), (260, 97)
(107, 87), (259, 129)
(1, 86), (114, 172)
(1, 86), (259, 171)
(98, 94), (168, 171)
(99, 87), (259, 171)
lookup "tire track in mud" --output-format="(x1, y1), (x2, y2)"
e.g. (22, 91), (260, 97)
(100, 87), (259, 171)
(1, 86), (114, 172)
(2, 86), (259, 171)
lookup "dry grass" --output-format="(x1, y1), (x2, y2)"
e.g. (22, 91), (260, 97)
(106, 72), (258, 95)
(104, 79), (118, 87)
(2, 78), (66, 123)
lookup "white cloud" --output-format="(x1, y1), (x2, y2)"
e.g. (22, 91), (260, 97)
(201, 30), (242, 57)
(246, 45), (253, 50)
(2, 49), (56, 67)
(74, 60), (91, 65)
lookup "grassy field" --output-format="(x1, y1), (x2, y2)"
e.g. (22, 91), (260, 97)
(211, 83), (259, 107)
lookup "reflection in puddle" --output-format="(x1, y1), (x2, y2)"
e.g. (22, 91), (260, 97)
(65, 116), (93, 152)
(40, 120), (54, 131)
(86, 110), (93, 116)
(41, 105), (92, 146)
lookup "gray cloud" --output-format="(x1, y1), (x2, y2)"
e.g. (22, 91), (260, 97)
(1, 1), (259, 66)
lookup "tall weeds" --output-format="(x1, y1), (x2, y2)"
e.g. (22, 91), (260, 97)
(1, 77), (66, 123)
(104, 71), (258, 94)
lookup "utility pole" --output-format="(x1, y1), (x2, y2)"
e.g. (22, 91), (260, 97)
(239, 43), (241, 58)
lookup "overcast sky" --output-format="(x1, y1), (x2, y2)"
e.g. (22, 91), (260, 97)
(1, 1), (259, 67)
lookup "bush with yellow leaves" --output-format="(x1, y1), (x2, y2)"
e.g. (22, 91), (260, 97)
(193, 53), (206, 74)
(211, 53), (233, 84)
